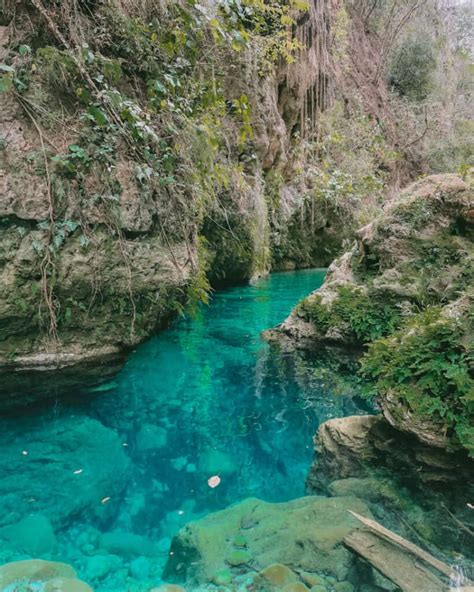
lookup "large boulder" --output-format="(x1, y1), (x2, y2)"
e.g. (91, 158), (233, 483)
(0, 415), (130, 529)
(163, 495), (372, 586)
(0, 559), (92, 591)
(308, 415), (474, 559)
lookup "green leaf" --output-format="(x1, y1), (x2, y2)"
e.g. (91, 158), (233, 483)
(18, 44), (31, 56)
(0, 75), (13, 94)
(88, 106), (109, 126)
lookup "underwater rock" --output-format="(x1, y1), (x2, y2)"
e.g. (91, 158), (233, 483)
(0, 415), (130, 528)
(163, 495), (372, 586)
(44, 576), (94, 592)
(0, 559), (76, 587)
(84, 554), (121, 580)
(211, 568), (233, 586)
(0, 513), (56, 555)
(130, 556), (151, 580)
(197, 449), (237, 476)
(299, 572), (326, 588)
(257, 563), (299, 587)
(135, 424), (168, 451)
(225, 549), (252, 566)
(98, 530), (158, 557)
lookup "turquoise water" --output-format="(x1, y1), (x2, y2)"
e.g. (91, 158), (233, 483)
(0, 269), (369, 590)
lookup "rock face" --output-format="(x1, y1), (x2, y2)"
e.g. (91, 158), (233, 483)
(0, 0), (407, 402)
(268, 174), (474, 454)
(308, 415), (474, 559)
(0, 415), (130, 528)
(163, 495), (372, 586)
(269, 174), (473, 348)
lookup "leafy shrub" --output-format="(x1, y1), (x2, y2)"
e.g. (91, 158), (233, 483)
(300, 286), (401, 343)
(389, 36), (436, 101)
(360, 307), (474, 455)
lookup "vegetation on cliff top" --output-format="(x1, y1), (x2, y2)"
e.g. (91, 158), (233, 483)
(295, 175), (474, 454)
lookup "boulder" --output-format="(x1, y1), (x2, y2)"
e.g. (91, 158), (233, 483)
(163, 495), (372, 586)
(0, 514), (56, 555)
(98, 530), (158, 557)
(44, 577), (94, 592)
(0, 559), (76, 587)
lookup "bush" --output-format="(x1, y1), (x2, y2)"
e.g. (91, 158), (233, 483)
(360, 308), (474, 455)
(389, 36), (436, 101)
(300, 286), (401, 343)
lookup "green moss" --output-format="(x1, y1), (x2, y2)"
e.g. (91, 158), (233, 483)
(300, 286), (401, 344)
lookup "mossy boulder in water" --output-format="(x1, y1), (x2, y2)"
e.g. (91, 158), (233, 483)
(0, 559), (92, 591)
(163, 495), (372, 586)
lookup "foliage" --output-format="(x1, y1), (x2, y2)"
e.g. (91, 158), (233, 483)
(389, 35), (437, 101)
(360, 307), (474, 455)
(300, 286), (401, 343)
(217, 0), (308, 70)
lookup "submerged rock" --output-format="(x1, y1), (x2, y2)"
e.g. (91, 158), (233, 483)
(0, 559), (87, 589)
(98, 530), (158, 557)
(44, 577), (93, 592)
(135, 424), (168, 452)
(0, 415), (130, 528)
(163, 495), (372, 586)
(257, 563), (299, 587)
(309, 415), (474, 559)
(0, 514), (56, 555)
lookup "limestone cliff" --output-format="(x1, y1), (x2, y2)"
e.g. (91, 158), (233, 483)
(0, 0), (407, 398)
(267, 174), (474, 455)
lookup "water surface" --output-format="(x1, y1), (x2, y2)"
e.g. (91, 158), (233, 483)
(0, 269), (368, 590)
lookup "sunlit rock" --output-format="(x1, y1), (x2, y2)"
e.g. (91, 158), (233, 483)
(163, 495), (372, 586)
(0, 559), (76, 587)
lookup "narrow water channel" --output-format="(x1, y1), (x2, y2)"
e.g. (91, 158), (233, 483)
(0, 269), (370, 590)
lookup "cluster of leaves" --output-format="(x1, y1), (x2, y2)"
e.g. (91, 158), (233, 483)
(389, 35), (437, 102)
(360, 307), (474, 455)
(300, 286), (401, 343)
(216, 0), (309, 71)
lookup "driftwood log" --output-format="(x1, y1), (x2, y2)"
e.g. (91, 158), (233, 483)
(344, 511), (473, 592)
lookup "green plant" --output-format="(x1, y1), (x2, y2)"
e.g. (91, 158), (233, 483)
(389, 35), (437, 101)
(300, 286), (401, 343)
(360, 307), (474, 455)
